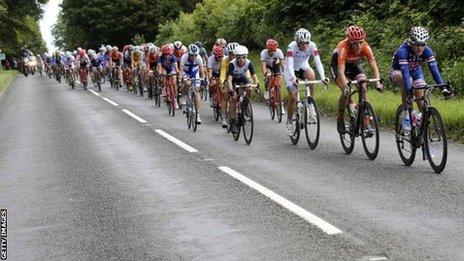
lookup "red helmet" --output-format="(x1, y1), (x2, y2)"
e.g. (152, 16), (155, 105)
(213, 45), (224, 57)
(266, 39), (278, 51)
(161, 44), (173, 55)
(346, 26), (366, 41)
(79, 50), (86, 56)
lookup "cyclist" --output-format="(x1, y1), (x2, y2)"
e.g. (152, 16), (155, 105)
(219, 42), (239, 128)
(77, 49), (90, 87)
(109, 46), (123, 85)
(331, 25), (383, 134)
(261, 39), (285, 103)
(179, 44), (205, 124)
(122, 45), (133, 90)
(390, 26), (451, 133)
(157, 44), (180, 109)
(195, 41), (209, 95)
(285, 28), (328, 136)
(63, 51), (76, 82)
(146, 44), (160, 98)
(207, 44), (225, 108)
(227, 45), (260, 134)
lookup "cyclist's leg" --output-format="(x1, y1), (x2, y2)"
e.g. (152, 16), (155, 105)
(302, 67), (316, 97)
(411, 69), (426, 112)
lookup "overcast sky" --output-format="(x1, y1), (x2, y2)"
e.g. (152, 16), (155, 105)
(39, 0), (62, 52)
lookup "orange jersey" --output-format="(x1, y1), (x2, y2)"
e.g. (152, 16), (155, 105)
(336, 38), (375, 64)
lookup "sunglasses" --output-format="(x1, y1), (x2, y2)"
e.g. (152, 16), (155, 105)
(413, 43), (426, 47)
(350, 40), (364, 45)
(298, 41), (310, 45)
(216, 55), (224, 58)
(236, 56), (246, 59)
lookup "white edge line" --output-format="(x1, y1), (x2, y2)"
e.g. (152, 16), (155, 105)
(122, 109), (147, 123)
(102, 97), (119, 106)
(88, 89), (101, 96)
(154, 129), (198, 153)
(218, 166), (343, 235)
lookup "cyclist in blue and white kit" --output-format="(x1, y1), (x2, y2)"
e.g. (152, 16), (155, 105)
(391, 26), (451, 132)
(227, 45), (260, 134)
(179, 44), (205, 124)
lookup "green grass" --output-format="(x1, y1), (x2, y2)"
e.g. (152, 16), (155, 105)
(0, 70), (19, 97)
(248, 51), (464, 143)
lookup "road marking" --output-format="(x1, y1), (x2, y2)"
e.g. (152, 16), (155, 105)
(102, 98), (119, 106)
(122, 109), (147, 123)
(154, 129), (198, 153)
(218, 166), (343, 235)
(89, 89), (101, 96)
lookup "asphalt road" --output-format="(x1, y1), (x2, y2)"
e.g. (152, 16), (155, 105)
(1, 75), (464, 260)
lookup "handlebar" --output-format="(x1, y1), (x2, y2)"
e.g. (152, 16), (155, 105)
(347, 78), (381, 86)
(234, 84), (258, 89)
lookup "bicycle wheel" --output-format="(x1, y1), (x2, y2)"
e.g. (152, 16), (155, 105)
(290, 108), (300, 145)
(395, 105), (416, 166)
(233, 117), (241, 141)
(339, 107), (355, 154)
(138, 77), (143, 97)
(360, 102), (379, 160)
(242, 98), (254, 145)
(276, 91), (283, 123)
(268, 91), (275, 120)
(424, 107), (447, 173)
(186, 106), (192, 129)
(304, 97), (320, 149)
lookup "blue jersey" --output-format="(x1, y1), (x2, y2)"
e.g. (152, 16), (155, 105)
(391, 41), (443, 92)
(158, 54), (177, 74)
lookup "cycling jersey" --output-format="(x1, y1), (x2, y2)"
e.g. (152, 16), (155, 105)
(131, 51), (143, 68)
(227, 58), (255, 85)
(146, 52), (160, 70)
(64, 55), (75, 69)
(158, 54), (177, 74)
(110, 51), (123, 66)
(335, 38), (375, 65)
(173, 46), (187, 62)
(180, 53), (203, 79)
(284, 41), (325, 86)
(391, 41), (443, 92)
(90, 56), (102, 68)
(207, 55), (222, 76)
(123, 50), (131, 66)
(260, 48), (284, 73)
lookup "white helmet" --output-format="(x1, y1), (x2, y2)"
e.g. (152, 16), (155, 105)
(188, 44), (199, 55)
(216, 38), (227, 46)
(99, 46), (106, 52)
(173, 41), (182, 49)
(234, 45), (248, 56)
(65, 51), (72, 57)
(106, 45), (112, 51)
(88, 49), (96, 56)
(112, 46), (118, 51)
(410, 26), (430, 44)
(133, 46), (141, 52)
(294, 28), (311, 42)
(149, 45), (158, 53)
(227, 42), (239, 53)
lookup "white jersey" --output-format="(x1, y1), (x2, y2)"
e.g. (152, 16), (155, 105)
(207, 55), (221, 74)
(180, 53), (203, 78)
(260, 48), (284, 67)
(284, 41), (325, 85)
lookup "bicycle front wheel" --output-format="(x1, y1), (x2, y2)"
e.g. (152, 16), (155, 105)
(360, 102), (379, 160)
(304, 97), (320, 149)
(242, 98), (254, 145)
(394, 105), (416, 166)
(290, 108), (300, 145)
(424, 107), (447, 173)
(339, 107), (355, 154)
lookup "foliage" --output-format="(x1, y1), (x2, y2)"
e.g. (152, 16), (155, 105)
(0, 0), (47, 56)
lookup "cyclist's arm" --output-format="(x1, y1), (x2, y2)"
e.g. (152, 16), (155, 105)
(311, 43), (326, 80)
(260, 49), (268, 76)
(227, 63), (234, 90)
(396, 50), (413, 92)
(337, 51), (349, 87)
(248, 62), (259, 85)
(285, 49), (296, 82)
(424, 48), (444, 84)
(364, 44), (381, 81)
(277, 49), (285, 72)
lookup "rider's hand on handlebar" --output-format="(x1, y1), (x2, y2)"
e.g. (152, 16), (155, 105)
(343, 86), (351, 97)
(254, 83), (261, 94)
(375, 81), (384, 92)
(442, 87), (453, 98)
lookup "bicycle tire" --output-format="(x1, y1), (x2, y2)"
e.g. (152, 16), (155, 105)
(304, 97), (320, 150)
(339, 107), (355, 154)
(276, 90), (283, 123)
(242, 98), (253, 145)
(395, 105), (416, 166)
(360, 102), (379, 160)
(290, 108), (300, 145)
(424, 107), (447, 173)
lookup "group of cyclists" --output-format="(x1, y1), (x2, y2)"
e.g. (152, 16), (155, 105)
(23, 25), (453, 171)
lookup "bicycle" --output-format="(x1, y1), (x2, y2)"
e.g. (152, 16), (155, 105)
(65, 67), (76, 89)
(339, 78), (381, 160)
(132, 67), (144, 97)
(230, 84), (258, 145)
(208, 77), (222, 122)
(148, 70), (161, 107)
(91, 66), (102, 92)
(394, 83), (451, 173)
(79, 66), (89, 91)
(109, 65), (121, 91)
(185, 77), (202, 132)
(266, 72), (284, 123)
(289, 80), (326, 149)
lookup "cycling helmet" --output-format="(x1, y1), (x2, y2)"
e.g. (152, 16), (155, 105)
(213, 45), (224, 57)
(77, 47), (82, 52)
(133, 46), (141, 52)
(112, 46), (118, 51)
(226, 42), (239, 53)
(188, 44), (199, 55)
(149, 45), (158, 53)
(215, 38), (227, 46)
(106, 45), (112, 51)
(410, 26), (430, 44)
(88, 49), (95, 56)
(266, 39), (278, 51)
(234, 45), (248, 56)
(294, 28), (311, 42)
(99, 46), (106, 52)
(65, 51), (71, 57)
(346, 25), (366, 41)
(79, 49), (86, 56)
(89, 52), (97, 60)
(194, 41), (203, 48)
(173, 41), (182, 49)
(161, 44), (173, 55)
(128, 44), (134, 51)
